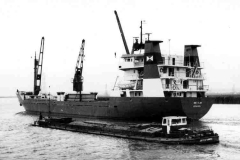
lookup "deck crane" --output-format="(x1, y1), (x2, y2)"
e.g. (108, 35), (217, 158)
(114, 10), (130, 55)
(73, 39), (85, 101)
(34, 37), (45, 95)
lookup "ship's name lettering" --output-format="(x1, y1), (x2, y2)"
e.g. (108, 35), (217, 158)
(193, 105), (201, 107)
(194, 102), (202, 104)
(200, 138), (212, 142)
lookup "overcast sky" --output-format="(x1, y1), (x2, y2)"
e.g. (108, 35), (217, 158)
(0, 0), (240, 96)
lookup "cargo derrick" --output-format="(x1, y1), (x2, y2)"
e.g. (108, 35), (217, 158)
(114, 10), (130, 55)
(34, 37), (45, 95)
(73, 39), (85, 101)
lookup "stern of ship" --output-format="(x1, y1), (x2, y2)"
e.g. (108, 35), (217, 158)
(180, 97), (215, 120)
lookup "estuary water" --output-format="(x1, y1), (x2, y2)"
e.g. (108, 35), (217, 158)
(1, 98), (240, 160)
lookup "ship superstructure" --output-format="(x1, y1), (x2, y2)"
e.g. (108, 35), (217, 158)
(117, 44), (208, 98)
(114, 13), (208, 99)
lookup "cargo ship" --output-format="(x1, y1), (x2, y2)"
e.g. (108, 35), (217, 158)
(16, 11), (216, 121)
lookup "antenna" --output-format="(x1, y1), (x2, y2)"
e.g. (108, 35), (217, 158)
(140, 20), (146, 44)
(48, 85), (51, 118)
(168, 39), (171, 55)
(34, 52), (37, 93)
(140, 21), (143, 45)
(145, 33), (152, 41)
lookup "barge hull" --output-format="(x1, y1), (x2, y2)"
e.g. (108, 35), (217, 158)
(32, 120), (219, 145)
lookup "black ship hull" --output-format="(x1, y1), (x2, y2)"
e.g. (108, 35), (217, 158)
(17, 93), (214, 121)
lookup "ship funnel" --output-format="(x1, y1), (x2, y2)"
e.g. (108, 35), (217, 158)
(142, 41), (164, 97)
(143, 41), (163, 79)
(184, 45), (201, 67)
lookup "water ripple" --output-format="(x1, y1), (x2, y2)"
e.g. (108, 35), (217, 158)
(1, 98), (240, 159)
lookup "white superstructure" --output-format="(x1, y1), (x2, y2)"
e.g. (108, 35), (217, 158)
(114, 43), (208, 98)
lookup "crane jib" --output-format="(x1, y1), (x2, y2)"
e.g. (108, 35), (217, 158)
(73, 39), (85, 95)
(34, 37), (44, 95)
(114, 10), (130, 55)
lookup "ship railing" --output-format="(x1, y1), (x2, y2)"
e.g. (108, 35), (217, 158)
(187, 74), (204, 79)
(162, 84), (183, 90)
(183, 62), (205, 68)
(119, 61), (144, 69)
(123, 73), (144, 81)
(124, 75), (140, 81)
(22, 95), (36, 100)
(119, 61), (134, 69)
(159, 71), (204, 79)
(22, 94), (57, 100)
(184, 85), (209, 91)
(158, 60), (204, 68)
(158, 60), (184, 66)
(162, 84), (209, 91)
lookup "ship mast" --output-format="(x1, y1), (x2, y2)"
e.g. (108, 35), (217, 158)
(140, 21), (143, 45)
(139, 21), (145, 50)
(34, 52), (37, 93)
(114, 10), (130, 55)
(73, 39), (85, 101)
(34, 37), (45, 95)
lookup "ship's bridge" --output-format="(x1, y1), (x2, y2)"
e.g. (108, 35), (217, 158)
(157, 54), (205, 80)
(119, 54), (144, 70)
(157, 54), (204, 68)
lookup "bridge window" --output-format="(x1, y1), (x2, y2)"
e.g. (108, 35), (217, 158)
(126, 58), (131, 62)
(162, 57), (165, 64)
(163, 119), (166, 124)
(172, 58), (175, 65)
(163, 67), (167, 73)
(182, 118), (186, 123)
(172, 119), (181, 124)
